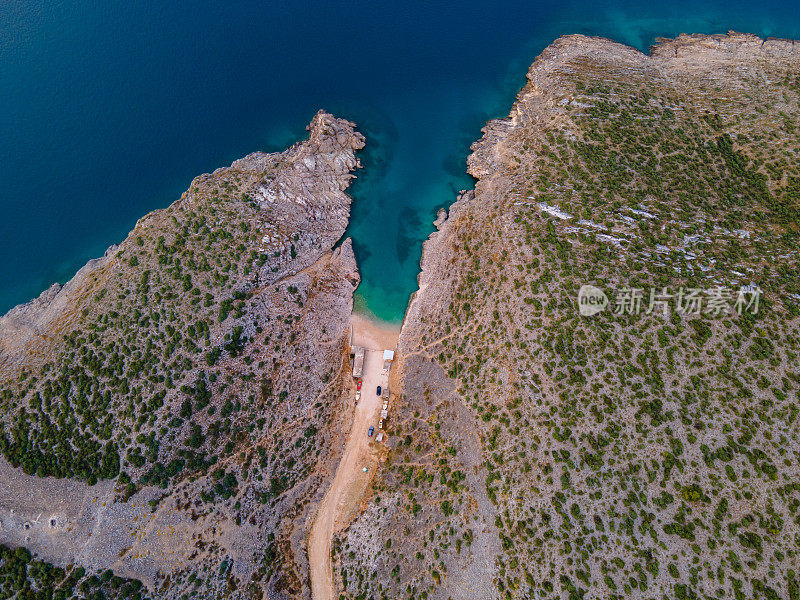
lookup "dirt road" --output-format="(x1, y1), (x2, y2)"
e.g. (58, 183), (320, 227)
(308, 315), (398, 600)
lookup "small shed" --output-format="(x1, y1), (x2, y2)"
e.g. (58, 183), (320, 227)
(352, 346), (365, 378)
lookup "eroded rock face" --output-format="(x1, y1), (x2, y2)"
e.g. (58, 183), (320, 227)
(339, 33), (800, 600)
(0, 111), (364, 599)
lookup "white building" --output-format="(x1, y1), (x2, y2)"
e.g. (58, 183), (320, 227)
(382, 349), (395, 373)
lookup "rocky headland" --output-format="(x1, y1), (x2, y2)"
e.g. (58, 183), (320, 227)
(338, 32), (800, 600)
(0, 111), (364, 599)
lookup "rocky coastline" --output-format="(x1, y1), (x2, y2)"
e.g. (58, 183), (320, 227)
(338, 31), (800, 600)
(2, 30), (800, 600)
(0, 111), (365, 599)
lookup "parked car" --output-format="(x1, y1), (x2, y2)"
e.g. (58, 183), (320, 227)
(376, 385), (382, 396)
(356, 379), (362, 391)
(378, 419), (384, 429)
(368, 426), (375, 437)
(355, 390), (360, 405)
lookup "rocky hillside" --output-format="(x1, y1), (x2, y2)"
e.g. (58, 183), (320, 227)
(0, 111), (364, 599)
(339, 33), (800, 600)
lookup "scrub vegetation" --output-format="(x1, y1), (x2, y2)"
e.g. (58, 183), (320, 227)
(338, 33), (800, 600)
(0, 112), (364, 598)
(0, 544), (151, 600)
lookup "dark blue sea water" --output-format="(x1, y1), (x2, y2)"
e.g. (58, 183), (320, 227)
(2, 1), (799, 322)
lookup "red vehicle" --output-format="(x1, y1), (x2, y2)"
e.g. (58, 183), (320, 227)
(356, 379), (362, 391)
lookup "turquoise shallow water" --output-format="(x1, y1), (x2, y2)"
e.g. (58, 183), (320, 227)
(2, 1), (799, 322)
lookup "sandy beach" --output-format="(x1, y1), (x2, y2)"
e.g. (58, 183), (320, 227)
(350, 312), (401, 351)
